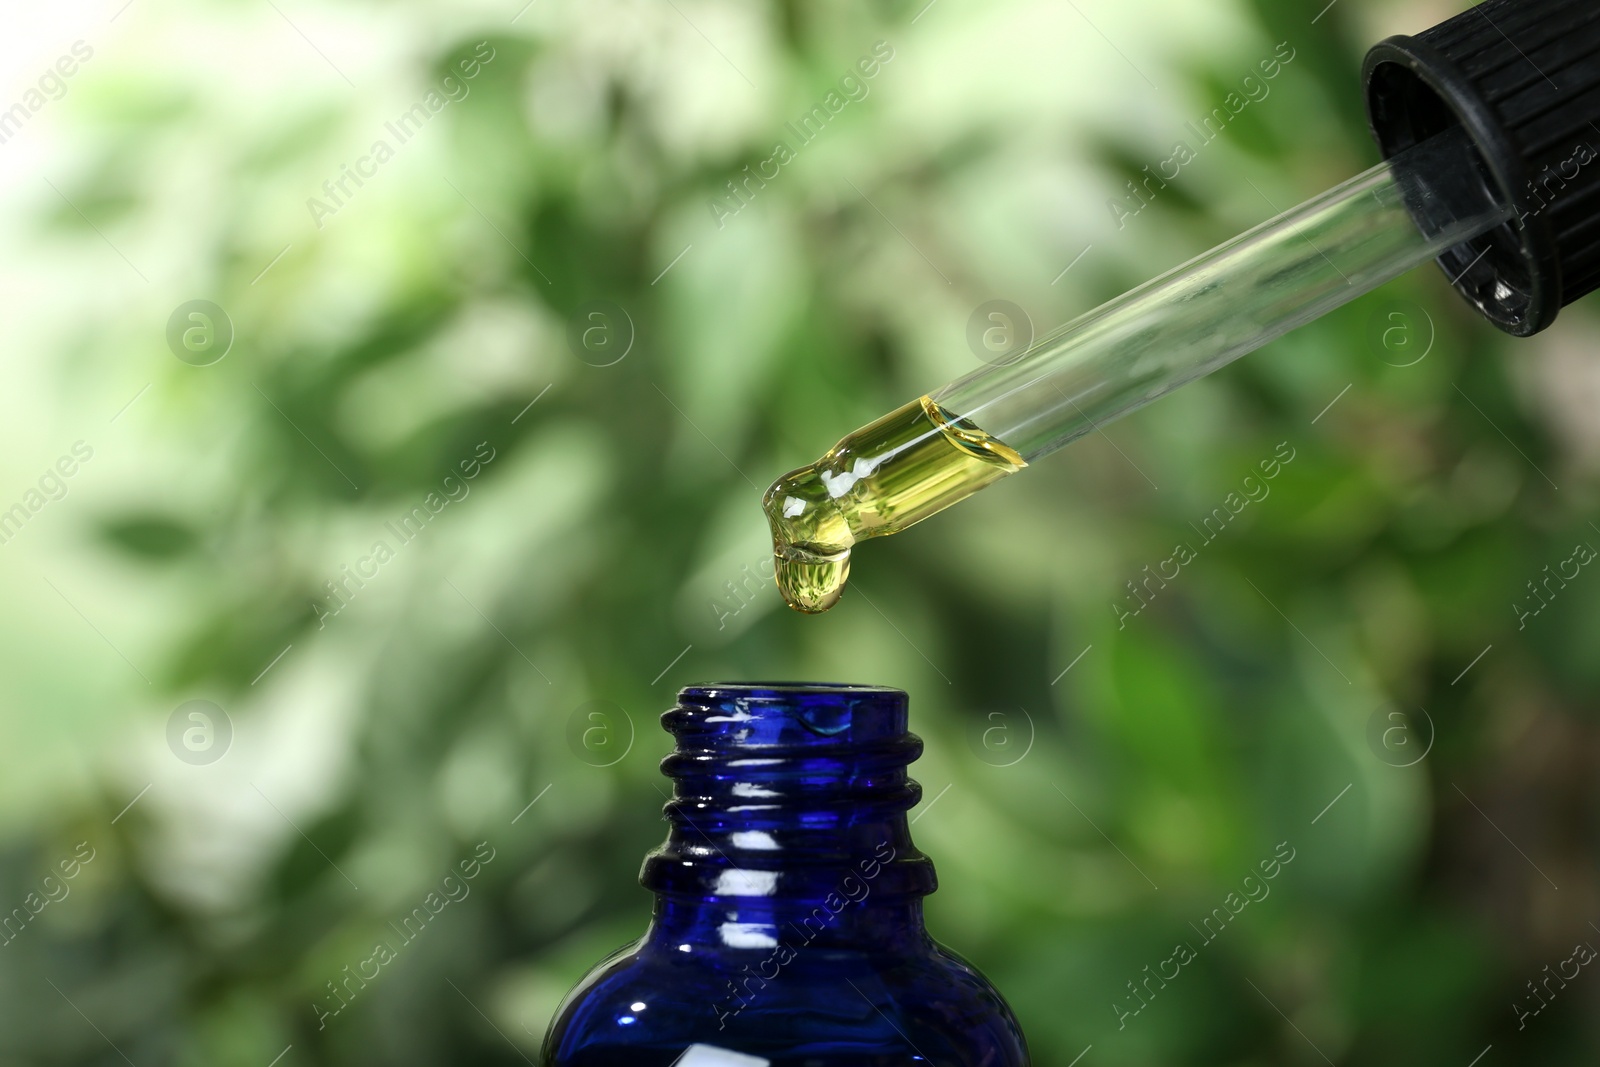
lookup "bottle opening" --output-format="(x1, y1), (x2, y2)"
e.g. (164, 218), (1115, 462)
(668, 683), (911, 749)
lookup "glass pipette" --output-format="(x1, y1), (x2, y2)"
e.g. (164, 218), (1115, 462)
(765, 0), (1600, 613)
(763, 126), (1510, 612)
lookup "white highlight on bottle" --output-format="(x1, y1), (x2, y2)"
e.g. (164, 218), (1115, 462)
(712, 869), (780, 896)
(718, 921), (780, 949)
(673, 1045), (771, 1067)
(729, 830), (781, 851)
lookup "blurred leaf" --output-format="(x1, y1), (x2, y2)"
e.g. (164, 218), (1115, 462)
(98, 514), (199, 560)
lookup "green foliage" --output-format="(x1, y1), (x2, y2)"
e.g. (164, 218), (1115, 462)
(6, 1), (1597, 1065)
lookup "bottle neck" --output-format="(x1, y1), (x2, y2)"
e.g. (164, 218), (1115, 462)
(646, 893), (931, 956)
(640, 684), (937, 956)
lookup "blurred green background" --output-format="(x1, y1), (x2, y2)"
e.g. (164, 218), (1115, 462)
(2, 0), (1598, 1063)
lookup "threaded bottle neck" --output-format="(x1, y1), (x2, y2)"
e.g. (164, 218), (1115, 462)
(641, 683), (936, 950)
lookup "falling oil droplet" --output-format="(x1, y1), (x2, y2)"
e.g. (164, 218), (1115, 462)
(774, 542), (851, 614)
(763, 396), (1026, 614)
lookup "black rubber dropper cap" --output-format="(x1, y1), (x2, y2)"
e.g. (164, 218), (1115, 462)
(1364, 0), (1600, 336)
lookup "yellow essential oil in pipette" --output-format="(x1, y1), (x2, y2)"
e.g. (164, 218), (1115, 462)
(763, 396), (1026, 613)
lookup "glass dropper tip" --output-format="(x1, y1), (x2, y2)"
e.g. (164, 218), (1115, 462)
(763, 397), (1026, 614)
(763, 464), (855, 614)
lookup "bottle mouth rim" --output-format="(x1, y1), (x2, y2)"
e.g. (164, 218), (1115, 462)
(668, 682), (913, 746)
(681, 681), (904, 695)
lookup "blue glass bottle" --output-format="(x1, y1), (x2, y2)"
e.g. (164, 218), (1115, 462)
(543, 682), (1030, 1066)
